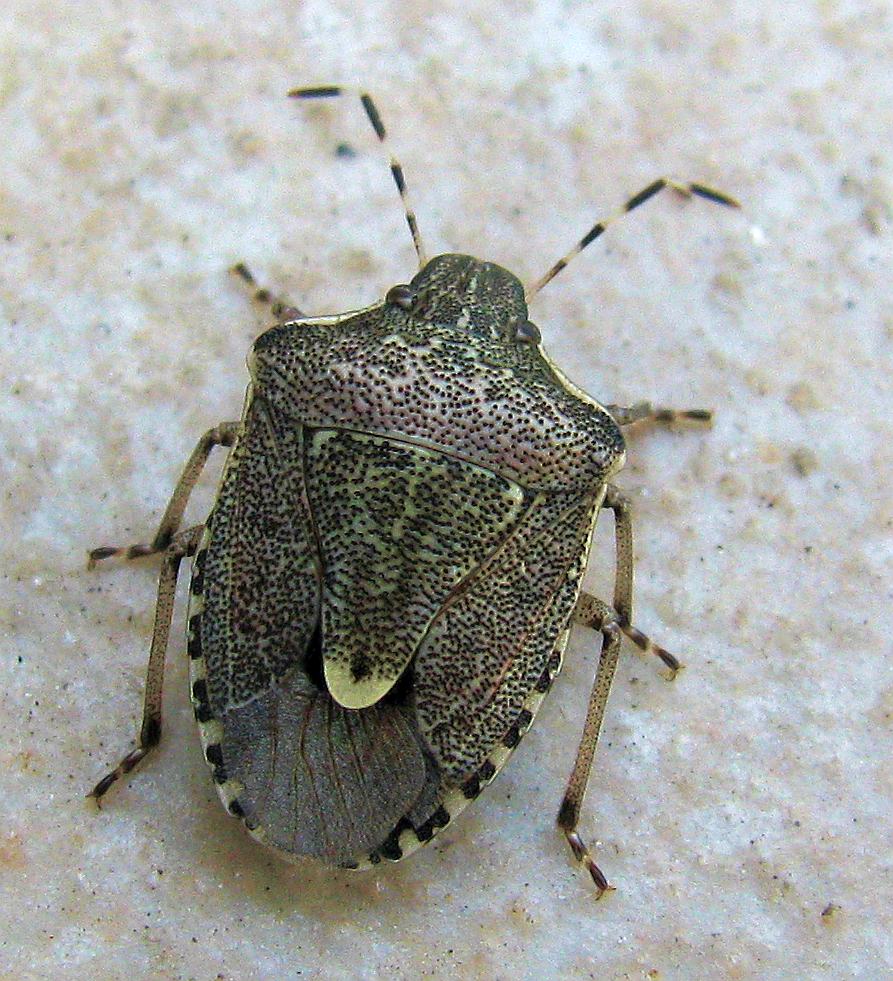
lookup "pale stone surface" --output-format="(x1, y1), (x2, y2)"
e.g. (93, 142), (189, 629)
(2, 3), (890, 979)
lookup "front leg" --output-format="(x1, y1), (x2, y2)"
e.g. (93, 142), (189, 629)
(230, 262), (305, 323)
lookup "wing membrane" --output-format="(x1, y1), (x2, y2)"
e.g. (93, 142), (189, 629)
(218, 670), (428, 862)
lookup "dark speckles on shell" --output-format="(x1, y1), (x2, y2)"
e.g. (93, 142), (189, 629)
(305, 427), (530, 706)
(200, 397), (319, 714)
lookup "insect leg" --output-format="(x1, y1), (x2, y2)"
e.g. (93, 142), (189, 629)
(559, 482), (688, 894)
(601, 484), (681, 677)
(230, 262), (305, 323)
(526, 177), (739, 299)
(88, 421), (240, 567)
(288, 86), (427, 268)
(605, 400), (713, 428)
(557, 600), (622, 898)
(575, 591), (680, 680)
(88, 524), (202, 803)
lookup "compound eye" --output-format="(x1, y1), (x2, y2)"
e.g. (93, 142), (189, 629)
(385, 284), (415, 310)
(514, 320), (541, 344)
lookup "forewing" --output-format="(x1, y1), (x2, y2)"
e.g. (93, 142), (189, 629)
(414, 488), (600, 782)
(200, 394), (319, 709)
(303, 429), (530, 709)
(193, 397), (433, 862)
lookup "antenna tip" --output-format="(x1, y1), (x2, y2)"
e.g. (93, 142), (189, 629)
(288, 86), (342, 100)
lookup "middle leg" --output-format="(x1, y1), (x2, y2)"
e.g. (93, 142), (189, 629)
(606, 400), (713, 427)
(88, 524), (203, 803)
(597, 484), (681, 676)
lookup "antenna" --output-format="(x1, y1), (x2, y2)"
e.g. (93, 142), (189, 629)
(289, 86), (428, 269)
(525, 178), (740, 301)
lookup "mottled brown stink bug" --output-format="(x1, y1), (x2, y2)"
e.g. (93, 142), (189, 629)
(88, 87), (738, 896)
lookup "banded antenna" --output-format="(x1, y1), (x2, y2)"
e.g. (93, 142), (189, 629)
(526, 178), (740, 301)
(289, 86), (428, 269)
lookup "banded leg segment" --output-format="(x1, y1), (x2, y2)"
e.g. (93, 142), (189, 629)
(88, 525), (203, 803)
(526, 177), (740, 299)
(559, 598), (622, 897)
(606, 400), (713, 428)
(88, 421), (240, 567)
(288, 85), (427, 268)
(558, 485), (683, 896)
(601, 484), (681, 676)
(231, 262), (305, 323)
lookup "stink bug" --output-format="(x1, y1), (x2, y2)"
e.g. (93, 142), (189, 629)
(88, 87), (738, 895)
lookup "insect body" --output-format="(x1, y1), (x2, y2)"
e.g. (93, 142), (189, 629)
(89, 88), (738, 895)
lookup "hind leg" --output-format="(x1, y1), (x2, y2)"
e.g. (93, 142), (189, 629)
(558, 484), (683, 896)
(88, 525), (203, 803)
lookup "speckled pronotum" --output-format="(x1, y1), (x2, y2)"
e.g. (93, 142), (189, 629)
(88, 87), (739, 896)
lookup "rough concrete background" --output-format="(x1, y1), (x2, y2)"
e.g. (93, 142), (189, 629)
(1, 2), (890, 979)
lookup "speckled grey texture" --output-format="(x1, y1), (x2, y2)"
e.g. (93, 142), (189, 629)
(2, 3), (890, 979)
